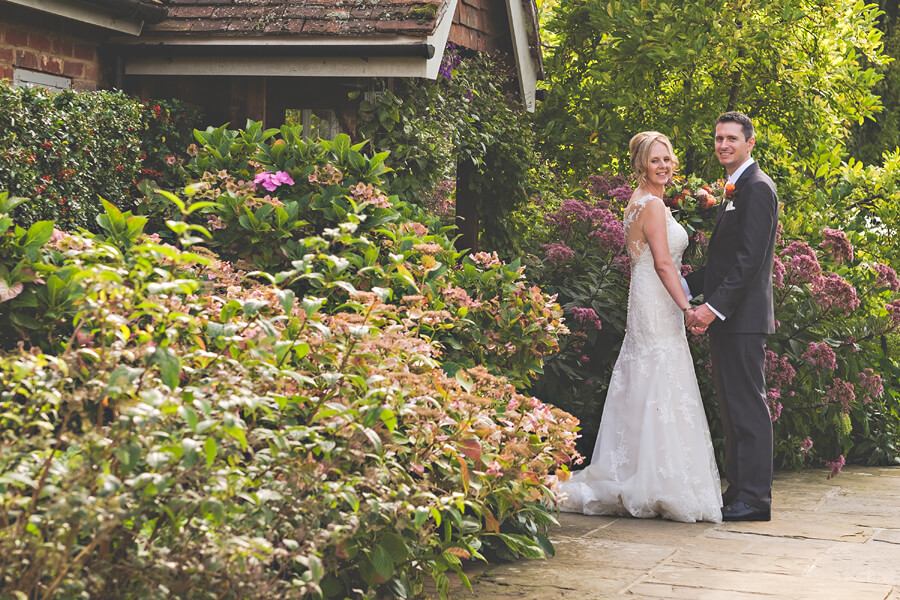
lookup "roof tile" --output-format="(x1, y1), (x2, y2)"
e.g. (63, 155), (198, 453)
(150, 0), (444, 37)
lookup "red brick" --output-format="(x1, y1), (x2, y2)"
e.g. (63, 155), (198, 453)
(73, 80), (96, 91)
(52, 38), (74, 57)
(0, 66), (13, 81)
(0, 46), (13, 63)
(62, 60), (83, 77)
(73, 43), (94, 61)
(83, 64), (100, 82)
(40, 55), (63, 75)
(15, 49), (38, 69)
(4, 27), (28, 47)
(29, 33), (52, 52)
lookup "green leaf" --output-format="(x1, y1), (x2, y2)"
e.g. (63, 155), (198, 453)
(204, 437), (217, 467)
(152, 347), (181, 390)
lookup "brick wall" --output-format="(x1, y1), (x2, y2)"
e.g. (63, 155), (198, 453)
(0, 6), (105, 91)
(449, 0), (510, 54)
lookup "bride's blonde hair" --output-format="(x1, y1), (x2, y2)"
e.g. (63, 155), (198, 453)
(629, 131), (679, 186)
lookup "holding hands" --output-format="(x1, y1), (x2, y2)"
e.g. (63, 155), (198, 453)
(685, 304), (716, 335)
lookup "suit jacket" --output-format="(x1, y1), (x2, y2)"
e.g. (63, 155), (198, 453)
(685, 162), (779, 334)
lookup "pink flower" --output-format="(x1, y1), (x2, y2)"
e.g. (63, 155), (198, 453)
(765, 350), (796, 391)
(872, 263), (900, 292)
(254, 170), (295, 192)
(781, 241), (822, 284)
(858, 368), (883, 402)
(802, 342), (837, 371)
(681, 264), (693, 276)
(766, 389), (782, 422)
(772, 255), (785, 288)
(800, 437), (814, 454)
(166, 155), (176, 165)
(812, 272), (859, 315)
(824, 378), (855, 414)
(888, 299), (900, 326)
(826, 455), (845, 479)
(570, 306), (602, 331)
(820, 228), (854, 263)
(543, 242), (575, 265)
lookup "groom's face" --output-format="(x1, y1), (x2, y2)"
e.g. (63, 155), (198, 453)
(715, 122), (755, 175)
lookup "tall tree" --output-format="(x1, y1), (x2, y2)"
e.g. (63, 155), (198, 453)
(849, 0), (900, 164)
(538, 0), (887, 179)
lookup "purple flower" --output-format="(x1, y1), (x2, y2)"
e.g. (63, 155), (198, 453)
(781, 241), (822, 284)
(772, 255), (786, 288)
(858, 368), (883, 402)
(570, 306), (602, 331)
(826, 455), (845, 479)
(888, 299), (900, 326)
(873, 263), (900, 292)
(765, 350), (796, 391)
(820, 228), (854, 263)
(824, 378), (855, 414)
(588, 209), (625, 254)
(766, 389), (782, 422)
(542, 242), (575, 265)
(812, 272), (859, 315)
(800, 437), (814, 454)
(255, 170), (295, 192)
(802, 342), (837, 371)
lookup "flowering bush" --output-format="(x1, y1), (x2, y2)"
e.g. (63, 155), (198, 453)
(0, 200), (580, 599)
(516, 166), (900, 474)
(0, 83), (143, 229)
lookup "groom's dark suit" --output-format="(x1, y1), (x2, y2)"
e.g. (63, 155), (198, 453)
(685, 162), (779, 510)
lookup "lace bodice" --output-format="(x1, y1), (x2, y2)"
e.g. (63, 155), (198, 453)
(622, 194), (690, 350)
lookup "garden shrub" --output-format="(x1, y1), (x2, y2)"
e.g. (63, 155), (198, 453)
(0, 198), (580, 599)
(139, 122), (565, 389)
(0, 83), (203, 233)
(356, 46), (540, 252)
(0, 83), (143, 230)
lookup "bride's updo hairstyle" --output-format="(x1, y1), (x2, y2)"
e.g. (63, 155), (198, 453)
(629, 131), (679, 186)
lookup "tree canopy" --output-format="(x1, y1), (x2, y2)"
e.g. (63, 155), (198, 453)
(538, 0), (888, 179)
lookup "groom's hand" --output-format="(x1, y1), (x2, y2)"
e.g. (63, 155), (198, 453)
(685, 305), (716, 334)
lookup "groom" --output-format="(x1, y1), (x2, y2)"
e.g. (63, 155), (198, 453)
(684, 111), (779, 522)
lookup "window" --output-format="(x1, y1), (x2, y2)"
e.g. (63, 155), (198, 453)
(284, 109), (340, 140)
(13, 69), (72, 91)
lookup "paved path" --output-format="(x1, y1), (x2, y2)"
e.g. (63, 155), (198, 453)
(458, 466), (900, 599)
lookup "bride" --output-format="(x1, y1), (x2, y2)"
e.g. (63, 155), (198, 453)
(558, 131), (723, 523)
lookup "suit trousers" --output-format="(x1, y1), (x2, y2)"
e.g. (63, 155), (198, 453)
(708, 330), (773, 509)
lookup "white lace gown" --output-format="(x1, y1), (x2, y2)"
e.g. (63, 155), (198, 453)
(559, 194), (723, 523)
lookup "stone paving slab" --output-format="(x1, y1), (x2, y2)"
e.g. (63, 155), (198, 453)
(455, 466), (900, 600)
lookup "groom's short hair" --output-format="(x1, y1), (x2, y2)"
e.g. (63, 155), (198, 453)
(716, 112), (755, 141)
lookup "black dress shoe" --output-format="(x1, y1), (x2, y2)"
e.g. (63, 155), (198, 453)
(722, 488), (737, 506)
(722, 500), (771, 522)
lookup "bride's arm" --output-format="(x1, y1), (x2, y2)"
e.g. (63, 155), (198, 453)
(642, 198), (692, 311)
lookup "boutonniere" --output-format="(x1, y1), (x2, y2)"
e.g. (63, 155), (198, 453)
(718, 183), (738, 211)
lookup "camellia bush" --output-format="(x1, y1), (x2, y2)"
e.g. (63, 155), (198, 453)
(0, 83), (203, 232)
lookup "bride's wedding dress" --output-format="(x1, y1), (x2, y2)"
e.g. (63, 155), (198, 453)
(559, 194), (723, 523)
